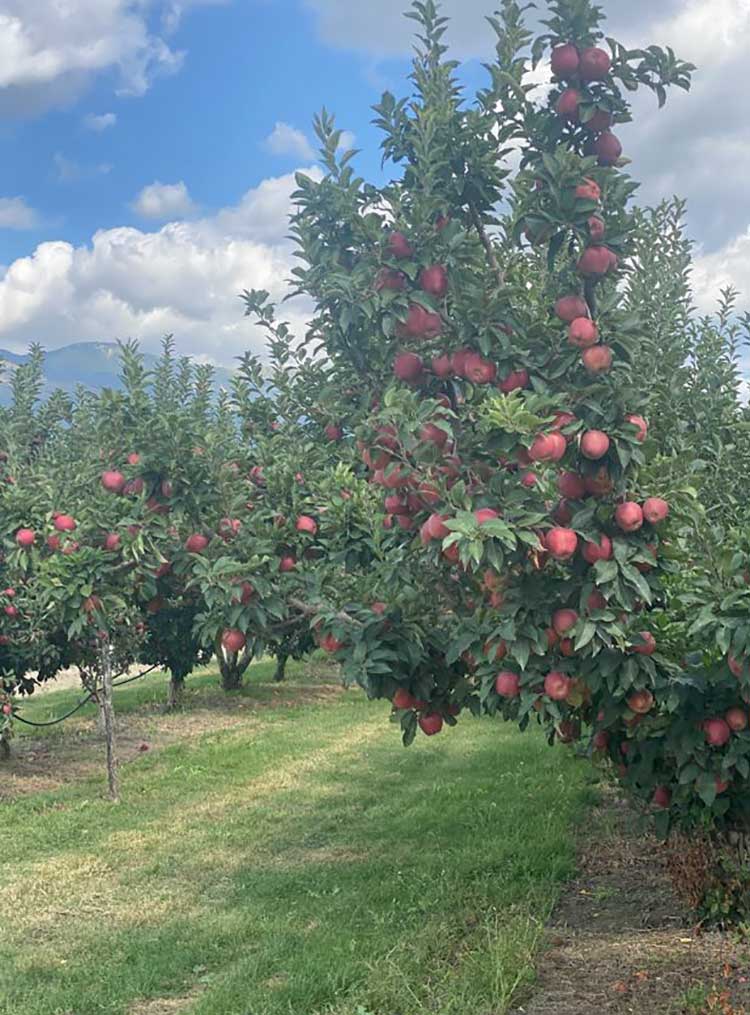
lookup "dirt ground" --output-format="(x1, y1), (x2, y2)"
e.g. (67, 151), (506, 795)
(511, 787), (750, 1015)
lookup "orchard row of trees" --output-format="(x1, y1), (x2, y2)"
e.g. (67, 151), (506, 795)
(3, 0), (750, 918)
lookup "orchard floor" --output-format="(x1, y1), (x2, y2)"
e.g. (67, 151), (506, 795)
(0, 663), (748, 1015)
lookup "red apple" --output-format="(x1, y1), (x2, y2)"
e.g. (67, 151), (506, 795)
(398, 303), (442, 339)
(551, 43), (580, 77)
(546, 527), (578, 561)
(529, 432), (567, 462)
(387, 231), (414, 259)
(185, 533), (209, 553)
(393, 351), (424, 382)
(556, 87), (581, 120)
(568, 317), (599, 348)
(728, 654), (744, 678)
(552, 608), (579, 635)
(426, 513), (451, 540)
(582, 533), (612, 564)
(631, 632), (656, 656)
(104, 533), (121, 552)
(319, 632), (345, 653)
(393, 688), (419, 710)
(544, 671), (572, 701)
(558, 472), (586, 500)
(625, 414), (648, 442)
(579, 46), (611, 80)
(495, 671), (521, 698)
(582, 344), (613, 373)
(419, 713), (444, 736)
(431, 354), (453, 379)
(726, 707), (748, 732)
(221, 629), (246, 654)
(127, 452), (141, 466)
(587, 591), (607, 612)
(463, 353), (497, 385)
(498, 368), (529, 393)
(643, 497), (669, 525)
(279, 555), (297, 573)
(575, 178), (601, 202)
(584, 467), (614, 497)
(554, 295), (588, 323)
(296, 515), (318, 535)
(588, 216), (606, 242)
(15, 528), (35, 548)
(627, 688), (654, 714)
(615, 502), (644, 533)
(474, 508), (499, 525)
(324, 423), (343, 441)
(54, 514), (76, 532)
(420, 264), (448, 297)
(375, 268), (407, 291)
(580, 430), (610, 460)
(704, 718), (731, 748)
(652, 786), (671, 809)
(101, 470), (126, 494)
(585, 108), (613, 133)
(595, 131), (622, 166)
(577, 246), (613, 276)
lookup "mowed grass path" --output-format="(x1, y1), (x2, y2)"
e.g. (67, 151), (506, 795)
(0, 664), (594, 1015)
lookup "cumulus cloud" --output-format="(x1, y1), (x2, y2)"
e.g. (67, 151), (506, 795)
(264, 122), (316, 161)
(0, 168), (321, 364)
(83, 112), (117, 131)
(0, 197), (40, 230)
(0, 0), (222, 118)
(132, 181), (196, 220)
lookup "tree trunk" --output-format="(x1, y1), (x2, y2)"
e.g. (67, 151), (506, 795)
(166, 672), (185, 710)
(99, 647), (119, 803)
(274, 653), (288, 682)
(0, 728), (10, 760)
(217, 639), (254, 692)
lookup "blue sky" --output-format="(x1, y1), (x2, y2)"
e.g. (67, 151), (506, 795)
(0, 0), (391, 262)
(0, 0), (747, 364)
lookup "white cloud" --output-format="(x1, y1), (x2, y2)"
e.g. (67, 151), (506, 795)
(693, 230), (750, 312)
(54, 152), (113, 183)
(132, 181), (196, 220)
(0, 1), (223, 117)
(0, 197), (39, 230)
(83, 111), (117, 131)
(0, 168), (321, 364)
(264, 122), (316, 161)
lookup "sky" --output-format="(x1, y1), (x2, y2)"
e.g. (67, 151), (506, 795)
(0, 0), (747, 365)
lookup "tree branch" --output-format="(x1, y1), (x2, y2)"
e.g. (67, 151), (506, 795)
(469, 203), (505, 289)
(288, 597), (364, 628)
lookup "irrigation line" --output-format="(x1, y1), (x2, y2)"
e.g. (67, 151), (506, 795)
(11, 664), (162, 728)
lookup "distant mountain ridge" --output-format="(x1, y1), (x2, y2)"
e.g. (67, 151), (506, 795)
(0, 342), (235, 404)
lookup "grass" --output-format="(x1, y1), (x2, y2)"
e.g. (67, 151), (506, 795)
(0, 662), (595, 1015)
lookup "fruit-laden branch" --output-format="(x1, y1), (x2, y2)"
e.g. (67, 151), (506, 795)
(288, 597), (365, 628)
(468, 203), (505, 288)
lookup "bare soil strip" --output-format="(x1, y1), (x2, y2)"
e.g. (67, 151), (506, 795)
(511, 788), (750, 1015)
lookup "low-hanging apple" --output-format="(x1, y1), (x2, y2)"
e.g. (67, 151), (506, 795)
(615, 502), (644, 533)
(580, 430), (610, 460)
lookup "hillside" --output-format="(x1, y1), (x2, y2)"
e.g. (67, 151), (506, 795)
(0, 343), (235, 404)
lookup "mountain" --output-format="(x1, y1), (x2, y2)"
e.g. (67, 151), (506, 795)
(0, 343), (236, 404)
